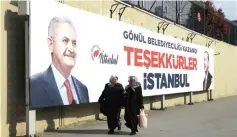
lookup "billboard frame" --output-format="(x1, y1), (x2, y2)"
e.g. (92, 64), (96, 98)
(18, 0), (214, 136)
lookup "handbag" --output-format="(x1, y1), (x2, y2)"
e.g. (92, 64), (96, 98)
(138, 109), (148, 128)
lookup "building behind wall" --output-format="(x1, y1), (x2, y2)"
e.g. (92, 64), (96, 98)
(1, 0), (237, 137)
(122, 0), (237, 45)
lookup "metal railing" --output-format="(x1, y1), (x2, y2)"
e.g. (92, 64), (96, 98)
(121, 0), (237, 46)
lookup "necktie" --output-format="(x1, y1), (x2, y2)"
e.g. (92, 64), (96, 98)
(204, 78), (207, 90)
(64, 79), (74, 105)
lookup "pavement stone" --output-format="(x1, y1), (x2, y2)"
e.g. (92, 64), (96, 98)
(40, 96), (237, 137)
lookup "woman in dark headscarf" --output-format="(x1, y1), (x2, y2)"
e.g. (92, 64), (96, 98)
(98, 75), (125, 134)
(124, 76), (144, 135)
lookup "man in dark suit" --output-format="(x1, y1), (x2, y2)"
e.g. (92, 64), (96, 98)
(203, 51), (213, 91)
(30, 16), (89, 109)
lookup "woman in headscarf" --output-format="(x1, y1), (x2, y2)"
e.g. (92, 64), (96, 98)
(98, 75), (125, 134)
(124, 76), (144, 135)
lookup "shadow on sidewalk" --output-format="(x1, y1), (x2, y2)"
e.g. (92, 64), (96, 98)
(52, 129), (130, 135)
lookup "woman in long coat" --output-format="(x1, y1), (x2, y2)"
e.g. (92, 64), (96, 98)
(98, 75), (125, 134)
(124, 76), (144, 135)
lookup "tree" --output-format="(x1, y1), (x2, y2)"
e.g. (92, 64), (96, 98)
(205, 1), (230, 41)
(205, 1), (216, 37)
(216, 8), (230, 40)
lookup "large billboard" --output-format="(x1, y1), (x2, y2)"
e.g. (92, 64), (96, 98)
(29, 1), (214, 109)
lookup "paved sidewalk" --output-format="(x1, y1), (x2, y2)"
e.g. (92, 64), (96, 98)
(41, 96), (237, 137)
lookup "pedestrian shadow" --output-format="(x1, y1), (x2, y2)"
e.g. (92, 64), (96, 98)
(53, 129), (130, 135)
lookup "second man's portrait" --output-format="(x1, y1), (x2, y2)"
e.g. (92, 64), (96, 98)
(203, 51), (213, 91)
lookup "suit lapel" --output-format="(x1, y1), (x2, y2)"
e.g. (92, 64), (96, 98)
(203, 79), (205, 90)
(43, 66), (63, 106)
(72, 76), (82, 104)
(207, 71), (212, 89)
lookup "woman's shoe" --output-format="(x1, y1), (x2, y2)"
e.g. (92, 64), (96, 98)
(108, 129), (115, 134)
(118, 122), (121, 130)
(130, 131), (136, 135)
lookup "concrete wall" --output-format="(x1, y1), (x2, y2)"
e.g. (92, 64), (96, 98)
(1, 1), (237, 137)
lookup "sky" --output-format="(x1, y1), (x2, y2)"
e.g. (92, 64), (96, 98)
(212, 0), (237, 21)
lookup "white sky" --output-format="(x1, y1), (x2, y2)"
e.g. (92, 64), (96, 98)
(212, 0), (237, 21)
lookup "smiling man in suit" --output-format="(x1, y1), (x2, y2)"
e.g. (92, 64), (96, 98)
(203, 51), (213, 91)
(30, 16), (89, 109)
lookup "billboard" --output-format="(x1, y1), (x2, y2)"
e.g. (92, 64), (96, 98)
(29, 1), (214, 109)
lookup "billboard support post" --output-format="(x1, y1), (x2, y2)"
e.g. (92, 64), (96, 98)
(208, 90), (214, 101)
(207, 89), (210, 101)
(25, 18), (36, 137)
(160, 95), (166, 110)
(20, 1), (37, 136)
(188, 92), (194, 105)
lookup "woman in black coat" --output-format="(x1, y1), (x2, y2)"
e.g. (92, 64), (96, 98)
(124, 76), (144, 135)
(98, 75), (125, 134)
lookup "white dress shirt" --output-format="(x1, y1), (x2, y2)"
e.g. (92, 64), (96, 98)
(51, 64), (79, 105)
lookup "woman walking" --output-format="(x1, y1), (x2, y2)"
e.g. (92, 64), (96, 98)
(98, 75), (125, 134)
(124, 76), (144, 135)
